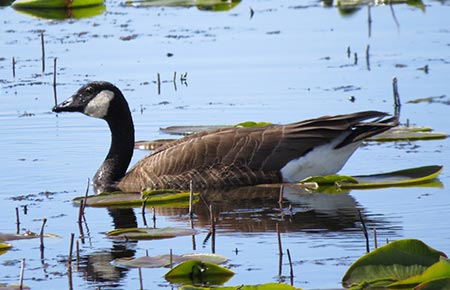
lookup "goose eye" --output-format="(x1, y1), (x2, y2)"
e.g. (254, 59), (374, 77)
(85, 86), (94, 94)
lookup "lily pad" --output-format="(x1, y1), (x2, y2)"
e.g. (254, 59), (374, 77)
(106, 227), (196, 240)
(164, 260), (234, 285)
(123, 0), (241, 11)
(13, 4), (105, 19)
(0, 243), (12, 255)
(367, 126), (448, 142)
(12, 0), (104, 8)
(0, 232), (59, 242)
(112, 253), (227, 268)
(414, 277), (450, 290)
(159, 121), (270, 136)
(342, 239), (447, 289)
(179, 283), (298, 290)
(340, 165), (443, 189)
(389, 258), (450, 288)
(160, 125), (227, 135)
(73, 189), (198, 208)
(235, 121), (272, 127)
(300, 175), (358, 185)
(299, 165), (442, 190)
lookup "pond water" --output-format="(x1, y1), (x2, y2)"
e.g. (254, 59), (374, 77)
(1, 0), (450, 289)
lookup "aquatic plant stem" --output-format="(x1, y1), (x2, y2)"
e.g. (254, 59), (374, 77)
(40, 218), (47, 252)
(40, 31), (45, 73)
(358, 210), (370, 253)
(12, 56), (15, 78)
(393, 76), (401, 120)
(189, 180), (194, 218)
(210, 204), (216, 254)
(68, 233), (74, 266)
(173, 71), (177, 91)
(53, 58), (57, 106)
(19, 258), (25, 290)
(141, 197), (148, 227)
(15, 207), (20, 234)
(287, 248), (294, 286)
(138, 267), (143, 290)
(157, 73), (161, 95)
(277, 223), (283, 257)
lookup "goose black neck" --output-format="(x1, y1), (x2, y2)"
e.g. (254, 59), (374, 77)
(93, 96), (135, 194)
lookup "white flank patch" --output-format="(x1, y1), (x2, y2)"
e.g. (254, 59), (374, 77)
(280, 135), (362, 182)
(84, 90), (114, 118)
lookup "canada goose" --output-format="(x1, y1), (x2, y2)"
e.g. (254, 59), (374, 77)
(53, 81), (397, 194)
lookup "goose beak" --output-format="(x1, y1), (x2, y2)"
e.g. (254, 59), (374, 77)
(52, 96), (81, 113)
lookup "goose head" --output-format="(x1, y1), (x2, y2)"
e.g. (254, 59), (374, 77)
(52, 81), (125, 121)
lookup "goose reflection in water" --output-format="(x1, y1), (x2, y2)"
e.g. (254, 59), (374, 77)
(73, 185), (400, 287)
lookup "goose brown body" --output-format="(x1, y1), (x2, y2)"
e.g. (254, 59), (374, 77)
(53, 81), (397, 194)
(118, 111), (395, 192)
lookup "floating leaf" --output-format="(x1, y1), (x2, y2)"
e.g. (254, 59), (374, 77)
(300, 175), (357, 185)
(299, 166), (442, 191)
(0, 243), (12, 255)
(12, 0), (104, 8)
(0, 232), (59, 242)
(112, 253), (227, 268)
(164, 260), (234, 285)
(340, 165), (443, 189)
(124, 0), (240, 11)
(0, 284), (31, 290)
(235, 121), (271, 127)
(13, 4), (105, 19)
(389, 258), (450, 288)
(73, 189), (198, 208)
(179, 283), (298, 290)
(368, 126), (448, 142)
(107, 227), (196, 240)
(160, 125), (227, 135)
(342, 239), (447, 289)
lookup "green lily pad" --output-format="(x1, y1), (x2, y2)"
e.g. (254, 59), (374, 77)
(112, 253), (227, 268)
(300, 175), (358, 185)
(164, 260), (234, 285)
(235, 121), (272, 127)
(299, 165), (442, 190)
(179, 283), (298, 290)
(342, 239), (447, 289)
(414, 277), (450, 290)
(73, 189), (198, 208)
(389, 258), (450, 288)
(340, 165), (443, 189)
(367, 126), (448, 142)
(106, 227), (196, 240)
(13, 4), (105, 19)
(0, 243), (12, 255)
(12, 0), (103, 8)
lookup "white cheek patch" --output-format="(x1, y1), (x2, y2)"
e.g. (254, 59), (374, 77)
(84, 90), (114, 118)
